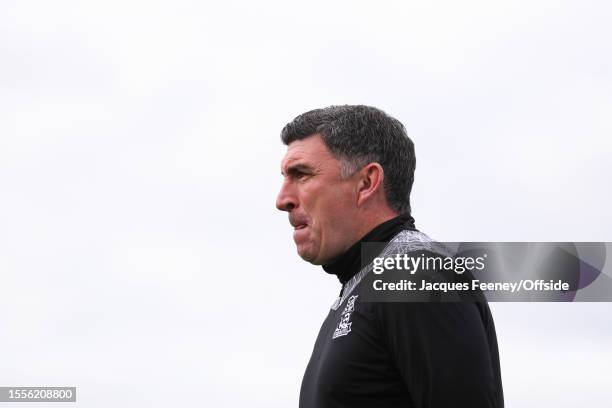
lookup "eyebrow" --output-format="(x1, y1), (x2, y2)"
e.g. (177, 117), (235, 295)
(281, 162), (314, 176)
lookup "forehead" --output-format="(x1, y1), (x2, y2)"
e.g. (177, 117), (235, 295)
(280, 134), (337, 171)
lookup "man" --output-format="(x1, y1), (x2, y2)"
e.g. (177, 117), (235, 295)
(276, 105), (503, 408)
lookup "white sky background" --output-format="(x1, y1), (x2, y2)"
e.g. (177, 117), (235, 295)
(1, 0), (611, 406)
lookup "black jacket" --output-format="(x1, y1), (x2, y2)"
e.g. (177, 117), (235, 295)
(299, 216), (504, 408)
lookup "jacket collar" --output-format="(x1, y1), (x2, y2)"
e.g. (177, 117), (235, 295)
(322, 214), (416, 284)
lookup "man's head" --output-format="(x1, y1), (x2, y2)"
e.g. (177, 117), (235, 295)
(276, 105), (416, 265)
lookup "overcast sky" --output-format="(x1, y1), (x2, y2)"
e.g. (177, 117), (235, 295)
(1, 1), (611, 407)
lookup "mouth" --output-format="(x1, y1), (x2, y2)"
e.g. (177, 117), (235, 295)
(292, 223), (309, 243)
(289, 215), (309, 230)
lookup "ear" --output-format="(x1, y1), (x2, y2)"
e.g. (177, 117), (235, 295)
(356, 163), (384, 207)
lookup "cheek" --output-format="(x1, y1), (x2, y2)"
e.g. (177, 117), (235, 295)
(302, 182), (355, 228)
(317, 190), (354, 229)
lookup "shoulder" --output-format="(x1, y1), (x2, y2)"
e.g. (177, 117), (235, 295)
(388, 229), (452, 258)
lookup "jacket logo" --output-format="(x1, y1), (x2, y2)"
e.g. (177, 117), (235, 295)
(332, 295), (358, 339)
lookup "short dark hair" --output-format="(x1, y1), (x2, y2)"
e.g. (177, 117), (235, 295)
(280, 105), (416, 215)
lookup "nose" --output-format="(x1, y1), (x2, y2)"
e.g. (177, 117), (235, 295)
(276, 178), (298, 212)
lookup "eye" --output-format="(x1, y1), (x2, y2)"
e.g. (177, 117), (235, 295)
(296, 170), (314, 181)
(286, 166), (313, 181)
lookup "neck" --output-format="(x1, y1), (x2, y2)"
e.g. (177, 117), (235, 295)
(322, 213), (416, 284)
(351, 208), (399, 246)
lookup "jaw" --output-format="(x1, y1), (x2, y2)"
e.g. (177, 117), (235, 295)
(296, 243), (318, 264)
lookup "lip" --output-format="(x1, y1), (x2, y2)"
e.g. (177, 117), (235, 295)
(293, 224), (309, 242)
(289, 215), (308, 229)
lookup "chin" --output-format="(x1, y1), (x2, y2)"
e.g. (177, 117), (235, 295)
(297, 246), (322, 265)
(297, 251), (317, 264)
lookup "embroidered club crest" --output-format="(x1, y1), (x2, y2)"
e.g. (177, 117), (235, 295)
(332, 295), (358, 339)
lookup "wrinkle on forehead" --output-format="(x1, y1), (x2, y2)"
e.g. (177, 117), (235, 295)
(280, 136), (333, 175)
(281, 135), (340, 174)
